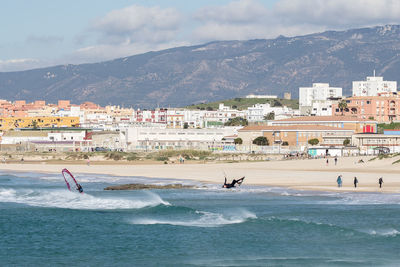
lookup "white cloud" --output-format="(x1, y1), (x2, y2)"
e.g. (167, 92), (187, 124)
(91, 5), (182, 45)
(0, 58), (42, 72)
(192, 0), (400, 42)
(66, 41), (189, 65)
(67, 4), (186, 65)
(275, 0), (400, 27)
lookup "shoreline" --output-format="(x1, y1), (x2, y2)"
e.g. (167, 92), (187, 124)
(1, 156), (399, 193)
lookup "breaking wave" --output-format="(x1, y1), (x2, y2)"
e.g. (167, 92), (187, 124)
(130, 209), (257, 227)
(0, 187), (169, 210)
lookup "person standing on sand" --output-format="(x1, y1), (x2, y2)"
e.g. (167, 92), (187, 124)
(379, 177), (384, 188)
(337, 175), (342, 187)
(326, 158), (329, 166)
(334, 157), (338, 165)
(354, 177), (358, 188)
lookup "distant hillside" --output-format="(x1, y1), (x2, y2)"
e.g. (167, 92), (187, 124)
(185, 97), (298, 111)
(1, 25), (400, 108)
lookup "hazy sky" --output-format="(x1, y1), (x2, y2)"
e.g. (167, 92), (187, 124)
(1, 0), (399, 72)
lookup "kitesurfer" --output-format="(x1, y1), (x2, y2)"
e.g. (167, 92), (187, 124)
(223, 177), (245, 188)
(76, 183), (83, 193)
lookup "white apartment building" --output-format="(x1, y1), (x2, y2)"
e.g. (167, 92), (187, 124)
(203, 104), (246, 127)
(310, 97), (341, 116)
(299, 83), (342, 115)
(246, 94), (278, 99)
(352, 74), (397, 97)
(125, 126), (239, 151)
(246, 103), (298, 121)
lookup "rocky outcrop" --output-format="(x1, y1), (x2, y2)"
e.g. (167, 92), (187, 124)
(104, 183), (195, 190)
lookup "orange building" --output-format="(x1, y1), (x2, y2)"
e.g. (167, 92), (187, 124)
(332, 94), (400, 123)
(238, 125), (353, 147)
(271, 116), (377, 134)
(58, 100), (71, 109)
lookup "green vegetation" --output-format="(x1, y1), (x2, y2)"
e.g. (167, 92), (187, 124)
(308, 138), (319, 146)
(224, 117), (248, 126)
(252, 136), (269, 146)
(338, 100), (348, 115)
(377, 122), (400, 133)
(185, 97), (298, 111)
(343, 138), (350, 146)
(234, 137), (243, 145)
(281, 141), (289, 146)
(264, 112), (275, 121)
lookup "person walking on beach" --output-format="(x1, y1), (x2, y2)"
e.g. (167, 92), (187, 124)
(326, 158), (329, 166)
(334, 157), (338, 165)
(379, 177), (384, 188)
(337, 175), (342, 188)
(353, 177), (358, 188)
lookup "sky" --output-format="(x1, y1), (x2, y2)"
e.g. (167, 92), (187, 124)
(1, 0), (400, 72)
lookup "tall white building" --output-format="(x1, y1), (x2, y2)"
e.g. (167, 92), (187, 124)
(352, 74), (397, 96)
(246, 103), (298, 121)
(299, 83), (342, 115)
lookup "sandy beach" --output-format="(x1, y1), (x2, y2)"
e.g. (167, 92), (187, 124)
(1, 156), (399, 193)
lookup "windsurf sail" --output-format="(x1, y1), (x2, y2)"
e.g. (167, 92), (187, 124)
(62, 168), (83, 193)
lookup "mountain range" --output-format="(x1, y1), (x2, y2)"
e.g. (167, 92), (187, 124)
(1, 24), (400, 108)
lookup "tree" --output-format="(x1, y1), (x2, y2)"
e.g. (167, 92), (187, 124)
(343, 138), (351, 146)
(224, 117), (248, 126)
(206, 106), (213, 111)
(252, 136), (269, 146)
(338, 100), (348, 115)
(183, 122), (189, 129)
(234, 137), (243, 145)
(308, 138), (319, 146)
(281, 141), (289, 146)
(264, 112), (275, 121)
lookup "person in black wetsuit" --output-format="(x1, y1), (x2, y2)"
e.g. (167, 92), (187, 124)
(223, 177), (245, 188)
(76, 184), (83, 193)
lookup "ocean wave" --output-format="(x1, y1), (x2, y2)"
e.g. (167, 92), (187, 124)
(0, 187), (169, 210)
(319, 192), (400, 205)
(129, 209), (257, 227)
(364, 228), (400, 237)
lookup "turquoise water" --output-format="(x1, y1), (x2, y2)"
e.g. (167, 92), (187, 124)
(1, 171), (400, 266)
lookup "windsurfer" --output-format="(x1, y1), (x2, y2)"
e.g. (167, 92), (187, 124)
(76, 184), (83, 193)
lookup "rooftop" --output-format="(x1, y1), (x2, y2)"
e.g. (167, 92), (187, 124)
(239, 125), (354, 131)
(274, 116), (374, 122)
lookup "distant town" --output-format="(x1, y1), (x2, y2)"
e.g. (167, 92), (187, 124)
(0, 73), (399, 157)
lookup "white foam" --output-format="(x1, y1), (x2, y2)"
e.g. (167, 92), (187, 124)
(130, 209), (256, 227)
(320, 192), (400, 205)
(365, 228), (400, 237)
(0, 187), (169, 210)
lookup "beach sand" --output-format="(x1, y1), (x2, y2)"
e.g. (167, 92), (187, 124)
(1, 156), (399, 193)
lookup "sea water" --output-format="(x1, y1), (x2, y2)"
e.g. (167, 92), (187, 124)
(1, 171), (400, 266)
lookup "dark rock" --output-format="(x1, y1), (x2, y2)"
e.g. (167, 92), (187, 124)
(104, 183), (194, 190)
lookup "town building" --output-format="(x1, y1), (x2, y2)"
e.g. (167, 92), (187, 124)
(332, 93), (400, 123)
(0, 116), (80, 131)
(246, 103), (298, 122)
(270, 116), (377, 134)
(125, 126), (238, 151)
(299, 83), (342, 115)
(352, 130), (400, 154)
(237, 125), (353, 151)
(246, 94), (278, 99)
(352, 74), (397, 97)
(310, 97), (341, 116)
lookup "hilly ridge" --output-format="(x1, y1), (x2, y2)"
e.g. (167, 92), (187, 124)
(1, 24), (400, 108)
